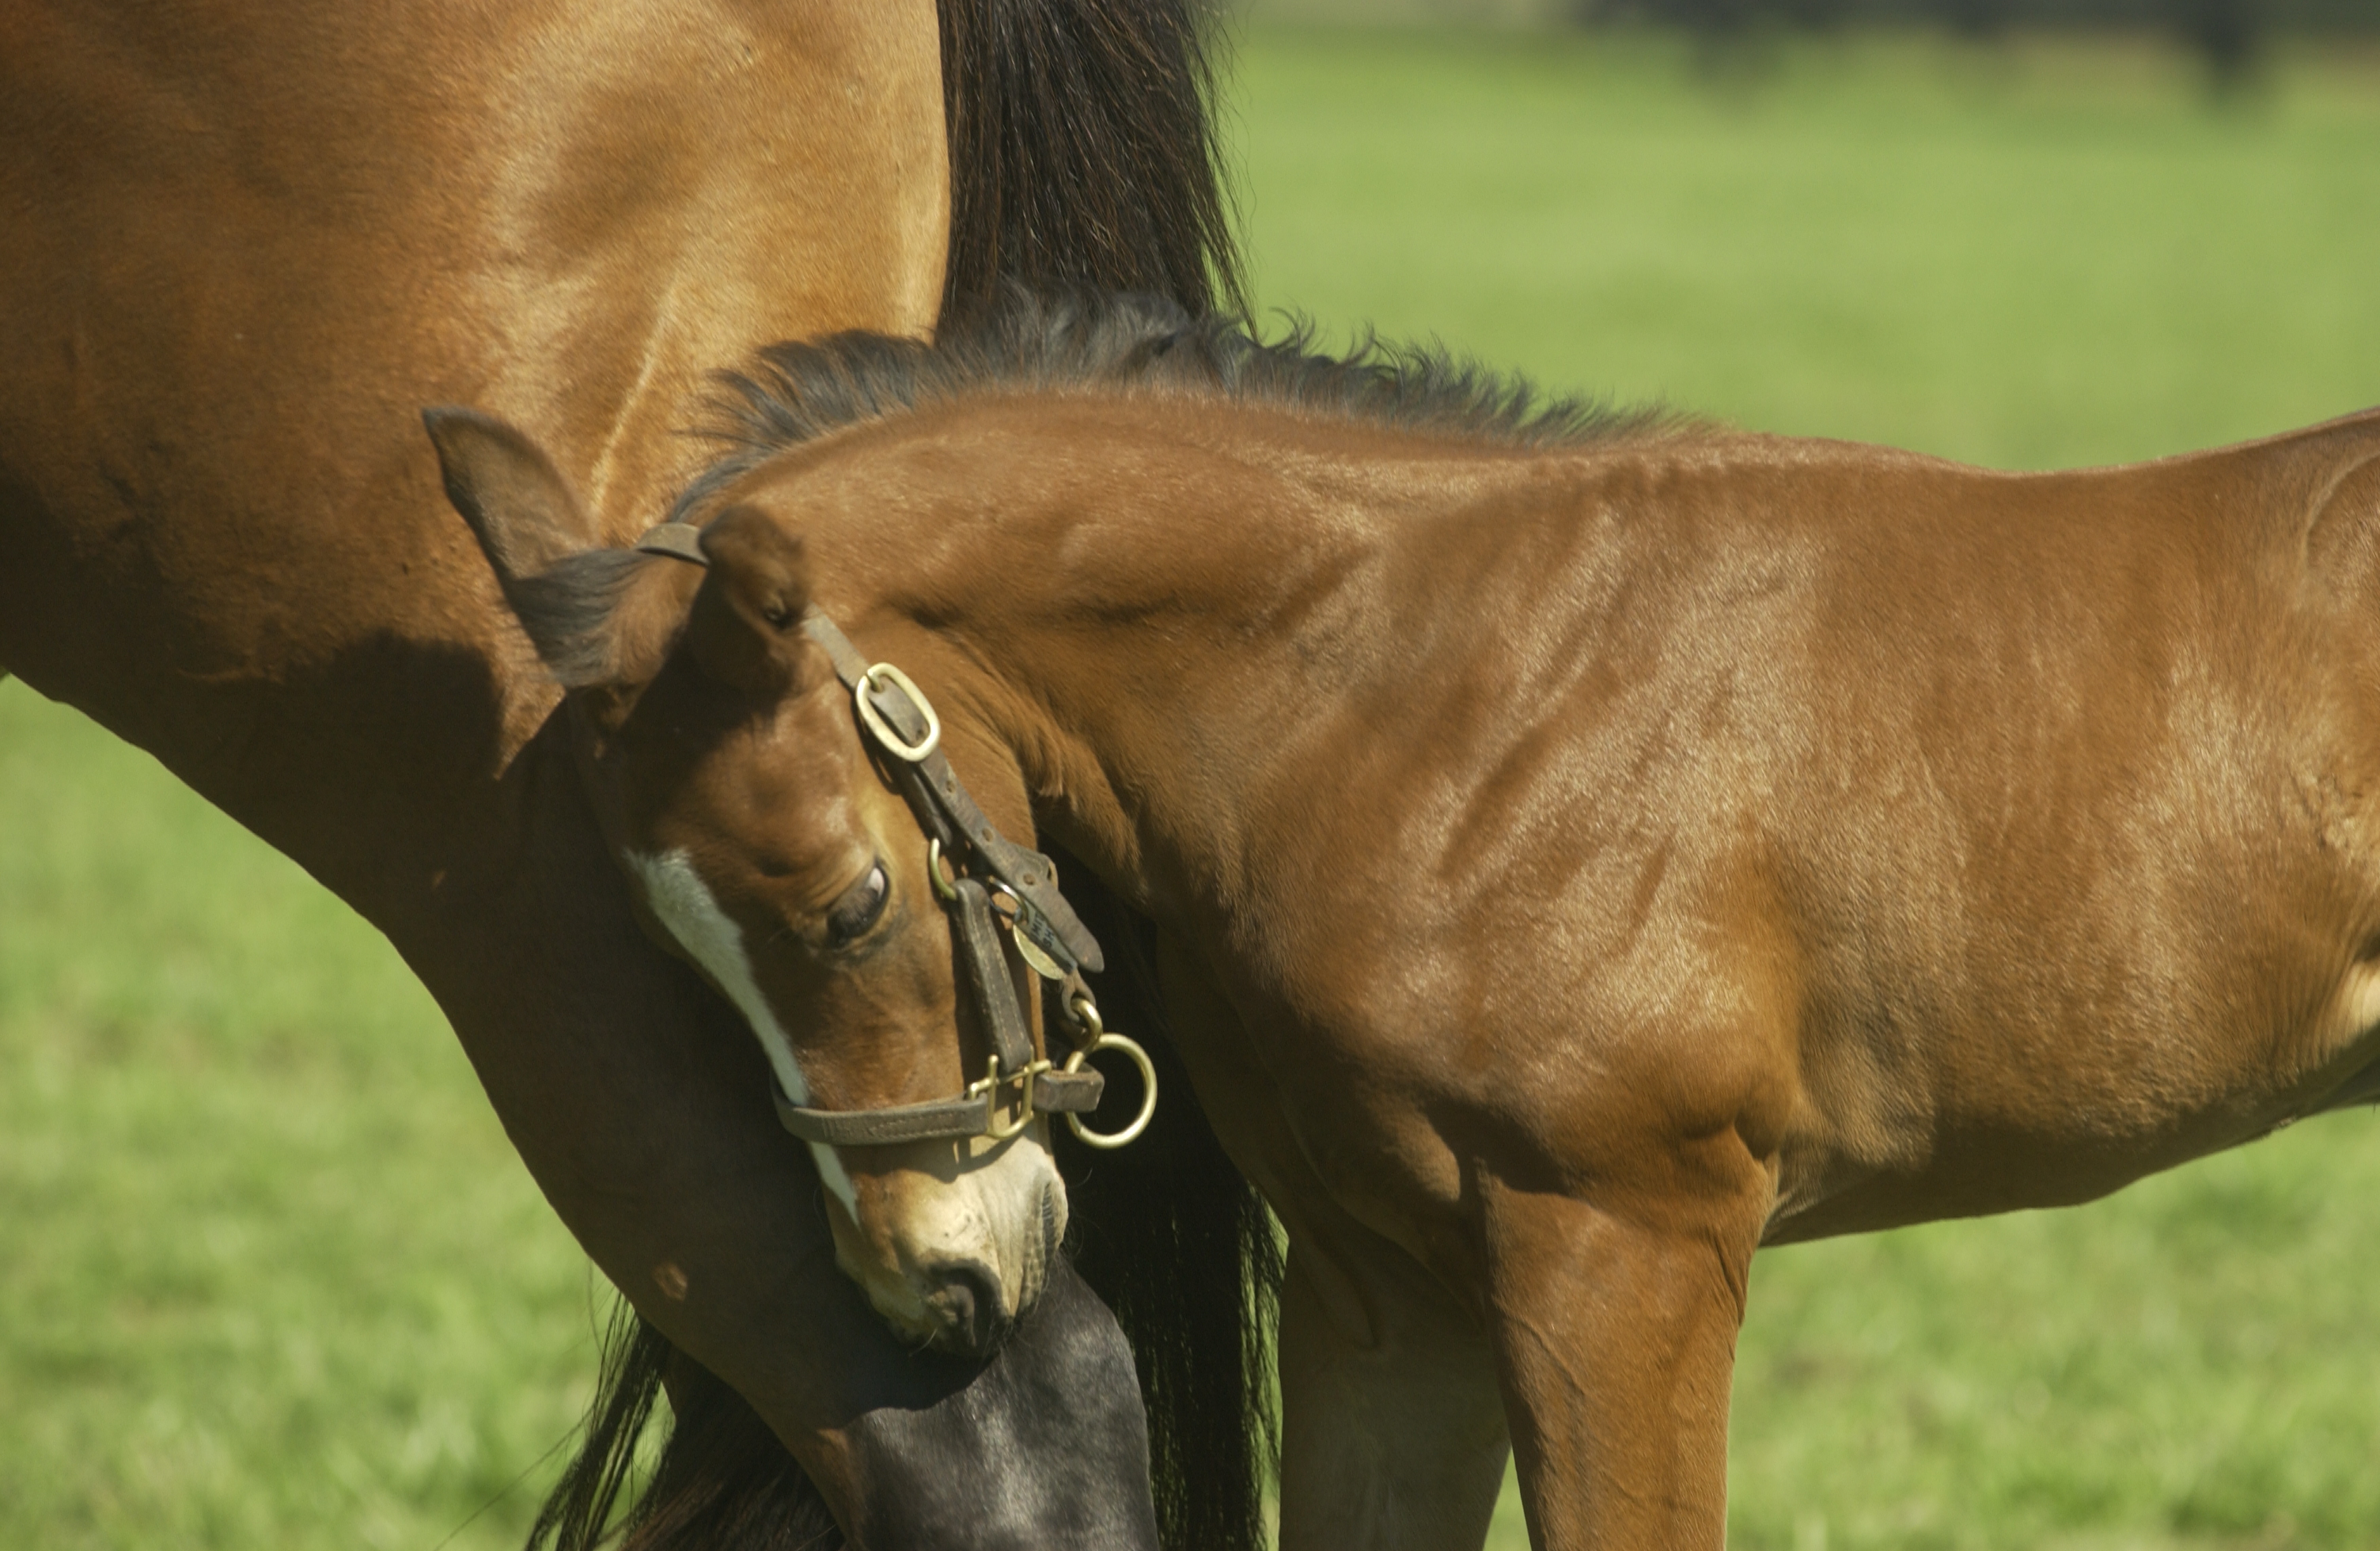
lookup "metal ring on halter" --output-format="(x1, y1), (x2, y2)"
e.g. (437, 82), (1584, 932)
(926, 837), (960, 903)
(855, 662), (940, 761)
(1060, 995), (1158, 1149)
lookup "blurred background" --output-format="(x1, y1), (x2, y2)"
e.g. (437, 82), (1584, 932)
(5, 7), (2378, 1549)
(1260, 0), (2377, 97)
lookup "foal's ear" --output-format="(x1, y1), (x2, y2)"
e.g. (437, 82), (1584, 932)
(423, 406), (671, 688)
(422, 408), (598, 583)
(684, 505), (817, 696)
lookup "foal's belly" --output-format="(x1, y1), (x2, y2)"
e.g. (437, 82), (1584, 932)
(1764, 958), (2380, 1246)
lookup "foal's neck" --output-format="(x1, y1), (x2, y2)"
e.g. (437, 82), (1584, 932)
(802, 392), (1587, 923)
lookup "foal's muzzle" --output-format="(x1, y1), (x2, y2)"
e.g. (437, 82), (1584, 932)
(920, 1257), (1011, 1356)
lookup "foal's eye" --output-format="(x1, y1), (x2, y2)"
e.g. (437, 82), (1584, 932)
(824, 861), (890, 947)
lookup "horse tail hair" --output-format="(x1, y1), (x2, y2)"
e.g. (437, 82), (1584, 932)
(936, 0), (1245, 321)
(523, 1302), (842, 1551)
(1053, 859), (1284, 1551)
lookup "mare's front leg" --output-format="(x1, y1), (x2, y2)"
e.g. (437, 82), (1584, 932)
(1277, 1210), (1511, 1551)
(1475, 1140), (1772, 1551)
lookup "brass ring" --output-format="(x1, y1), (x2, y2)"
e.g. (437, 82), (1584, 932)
(855, 662), (940, 761)
(1063, 1032), (1158, 1149)
(926, 838), (959, 903)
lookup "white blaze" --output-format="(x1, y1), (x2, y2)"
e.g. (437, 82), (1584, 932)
(625, 848), (858, 1213)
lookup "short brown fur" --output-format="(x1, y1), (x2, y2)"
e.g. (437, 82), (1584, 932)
(444, 294), (2380, 1549)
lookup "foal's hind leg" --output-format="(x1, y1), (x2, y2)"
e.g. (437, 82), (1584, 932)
(1276, 1211), (1510, 1551)
(1476, 1147), (1772, 1550)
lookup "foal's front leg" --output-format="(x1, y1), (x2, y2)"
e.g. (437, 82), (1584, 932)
(1476, 1152), (1772, 1550)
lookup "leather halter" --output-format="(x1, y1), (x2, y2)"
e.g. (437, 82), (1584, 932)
(633, 521), (1157, 1150)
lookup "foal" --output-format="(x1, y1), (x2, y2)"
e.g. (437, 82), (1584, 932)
(430, 293), (2380, 1549)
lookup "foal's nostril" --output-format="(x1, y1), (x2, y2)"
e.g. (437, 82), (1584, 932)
(921, 1257), (1009, 1355)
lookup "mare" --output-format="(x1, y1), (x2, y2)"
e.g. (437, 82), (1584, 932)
(1, 6), (1275, 1548)
(430, 289), (2380, 1551)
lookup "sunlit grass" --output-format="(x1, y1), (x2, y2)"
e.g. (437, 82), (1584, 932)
(1234, 26), (2380, 472)
(0, 687), (593, 1550)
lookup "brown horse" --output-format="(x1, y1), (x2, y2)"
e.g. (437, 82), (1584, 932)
(430, 290), (2380, 1550)
(2, 6), (1275, 1549)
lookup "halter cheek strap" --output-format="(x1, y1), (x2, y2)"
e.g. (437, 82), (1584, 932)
(632, 521), (1157, 1150)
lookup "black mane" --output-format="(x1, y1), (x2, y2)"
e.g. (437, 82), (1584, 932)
(672, 289), (1670, 522)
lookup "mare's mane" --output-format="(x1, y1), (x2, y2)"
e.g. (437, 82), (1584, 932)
(672, 290), (1669, 522)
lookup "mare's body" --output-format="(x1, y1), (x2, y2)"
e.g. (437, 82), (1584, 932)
(0, 7), (1256, 1547)
(532, 301), (2380, 1549)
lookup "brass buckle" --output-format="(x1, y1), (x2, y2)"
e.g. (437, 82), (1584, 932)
(854, 662), (941, 762)
(966, 1053), (1052, 1142)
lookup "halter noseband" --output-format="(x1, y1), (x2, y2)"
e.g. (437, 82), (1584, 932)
(635, 521), (1156, 1151)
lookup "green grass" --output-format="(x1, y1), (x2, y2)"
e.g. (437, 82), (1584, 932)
(7, 25), (2380, 1550)
(1226, 26), (2380, 1551)
(1233, 27), (2380, 472)
(0, 688), (594, 1549)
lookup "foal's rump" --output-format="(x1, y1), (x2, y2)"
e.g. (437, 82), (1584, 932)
(1729, 409), (2380, 1242)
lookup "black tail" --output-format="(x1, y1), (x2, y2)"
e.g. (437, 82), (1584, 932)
(529, 2), (1254, 1544)
(938, 0), (1244, 320)
(524, 1303), (843, 1551)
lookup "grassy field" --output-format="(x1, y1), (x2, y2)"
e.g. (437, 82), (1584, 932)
(0, 689), (595, 1548)
(6, 25), (2380, 1551)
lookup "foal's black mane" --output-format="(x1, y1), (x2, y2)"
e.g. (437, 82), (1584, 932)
(671, 289), (1666, 522)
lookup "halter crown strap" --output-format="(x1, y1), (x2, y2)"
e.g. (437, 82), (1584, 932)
(633, 521), (708, 565)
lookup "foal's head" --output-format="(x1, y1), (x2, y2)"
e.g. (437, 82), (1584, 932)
(425, 409), (1064, 1355)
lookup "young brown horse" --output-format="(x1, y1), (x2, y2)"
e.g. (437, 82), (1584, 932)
(2, 7), (1270, 1548)
(431, 290), (2380, 1550)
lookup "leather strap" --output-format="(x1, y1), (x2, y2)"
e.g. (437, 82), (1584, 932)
(634, 521), (708, 564)
(774, 1067), (1105, 1146)
(950, 877), (1035, 1074)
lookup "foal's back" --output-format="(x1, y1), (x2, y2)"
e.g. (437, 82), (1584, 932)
(1483, 409), (2380, 1243)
